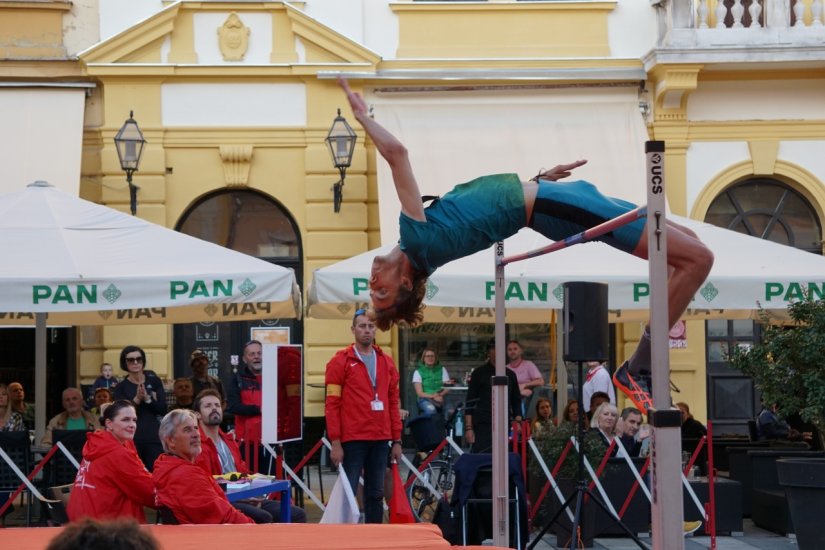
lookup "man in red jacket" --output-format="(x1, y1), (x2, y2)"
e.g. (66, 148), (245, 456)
(194, 389), (306, 523)
(325, 308), (403, 524)
(152, 409), (252, 524)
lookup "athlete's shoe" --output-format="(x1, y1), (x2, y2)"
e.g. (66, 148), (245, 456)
(683, 520), (702, 536)
(613, 361), (654, 412)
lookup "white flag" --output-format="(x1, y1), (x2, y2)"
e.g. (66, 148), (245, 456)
(320, 464), (360, 524)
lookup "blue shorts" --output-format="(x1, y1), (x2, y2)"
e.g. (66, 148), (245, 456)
(530, 180), (645, 254)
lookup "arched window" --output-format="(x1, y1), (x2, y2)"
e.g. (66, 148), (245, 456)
(177, 190), (300, 260)
(704, 178), (822, 253)
(704, 177), (822, 435)
(172, 189), (302, 393)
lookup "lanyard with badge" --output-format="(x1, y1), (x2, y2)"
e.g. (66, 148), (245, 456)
(354, 347), (384, 411)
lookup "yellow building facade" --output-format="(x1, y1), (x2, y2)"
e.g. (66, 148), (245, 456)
(4, 1), (825, 434)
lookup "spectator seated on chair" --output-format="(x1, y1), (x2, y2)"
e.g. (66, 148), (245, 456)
(67, 401), (155, 523)
(152, 409), (252, 525)
(7, 382), (35, 431)
(0, 383), (25, 432)
(506, 340), (545, 406)
(90, 388), (113, 419)
(614, 406), (647, 457)
(194, 390), (306, 523)
(451, 452), (527, 548)
(586, 391), (612, 424)
(171, 378), (194, 410)
(677, 402), (707, 440)
(757, 403), (812, 444)
(531, 398), (556, 440)
(42, 388), (100, 446)
(412, 348), (450, 418)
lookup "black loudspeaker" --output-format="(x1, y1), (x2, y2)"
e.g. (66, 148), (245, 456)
(563, 281), (608, 362)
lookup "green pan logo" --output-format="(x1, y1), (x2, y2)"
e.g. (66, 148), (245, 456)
(103, 284), (122, 304)
(700, 282), (719, 302)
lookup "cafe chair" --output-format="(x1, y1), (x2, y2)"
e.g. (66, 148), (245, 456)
(0, 431), (35, 526)
(452, 453), (527, 549)
(44, 430), (88, 488)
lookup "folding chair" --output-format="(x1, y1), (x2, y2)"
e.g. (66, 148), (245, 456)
(452, 453), (527, 549)
(44, 430), (87, 488)
(0, 432), (34, 526)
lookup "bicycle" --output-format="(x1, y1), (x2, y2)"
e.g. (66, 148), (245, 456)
(405, 401), (468, 522)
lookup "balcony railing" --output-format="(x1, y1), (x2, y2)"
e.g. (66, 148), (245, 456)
(697, 0), (822, 29)
(656, 0), (825, 50)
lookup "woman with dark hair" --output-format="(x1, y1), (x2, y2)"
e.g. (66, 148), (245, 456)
(112, 345), (167, 471)
(67, 400), (156, 523)
(560, 399), (579, 427)
(531, 397), (555, 439)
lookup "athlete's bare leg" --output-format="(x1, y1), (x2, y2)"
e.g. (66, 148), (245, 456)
(632, 219), (714, 330)
(615, 219), (714, 410)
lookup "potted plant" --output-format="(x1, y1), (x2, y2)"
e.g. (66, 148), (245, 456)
(531, 422), (606, 548)
(728, 296), (825, 550)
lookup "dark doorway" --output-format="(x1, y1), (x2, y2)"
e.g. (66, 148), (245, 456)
(172, 189), (303, 403)
(0, 327), (76, 420)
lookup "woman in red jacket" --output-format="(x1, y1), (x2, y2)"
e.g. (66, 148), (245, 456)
(67, 400), (155, 523)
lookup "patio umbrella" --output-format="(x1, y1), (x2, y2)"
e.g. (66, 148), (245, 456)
(0, 181), (302, 438)
(308, 217), (825, 323)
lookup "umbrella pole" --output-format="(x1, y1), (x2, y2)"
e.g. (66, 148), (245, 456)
(35, 313), (47, 443)
(492, 241), (509, 548)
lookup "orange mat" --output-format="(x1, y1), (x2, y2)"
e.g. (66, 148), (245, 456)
(4, 522), (486, 549)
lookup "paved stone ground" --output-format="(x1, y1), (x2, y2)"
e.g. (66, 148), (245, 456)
(3, 464), (799, 550)
(527, 522), (798, 550)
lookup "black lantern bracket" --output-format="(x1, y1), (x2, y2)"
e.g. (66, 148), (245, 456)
(325, 108), (357, 213)
(113, 111), (147, 215)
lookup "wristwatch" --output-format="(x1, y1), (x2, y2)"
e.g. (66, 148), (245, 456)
(392, 440), (402, 446)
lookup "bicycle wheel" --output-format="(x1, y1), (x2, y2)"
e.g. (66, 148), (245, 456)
(407, 459), (452, 522)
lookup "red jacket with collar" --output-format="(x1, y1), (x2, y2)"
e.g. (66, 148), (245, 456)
(195, 426), (249, 475)
(67, 430), (155, 523)
(324, 344), (402, 443)
(226, 366), (262, 441)
(152, 453), (252, 524)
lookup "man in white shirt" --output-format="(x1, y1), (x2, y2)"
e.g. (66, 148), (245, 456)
(582, 361), (615, 416)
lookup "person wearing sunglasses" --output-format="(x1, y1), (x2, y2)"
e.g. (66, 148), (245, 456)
(325, 308), (402, 524)
(112, 345), (167, 471)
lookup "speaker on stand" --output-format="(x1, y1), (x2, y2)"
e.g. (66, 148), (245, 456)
(528, 282), (648, 550)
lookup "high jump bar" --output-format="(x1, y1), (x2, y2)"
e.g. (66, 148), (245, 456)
(498, 205), (647, 267)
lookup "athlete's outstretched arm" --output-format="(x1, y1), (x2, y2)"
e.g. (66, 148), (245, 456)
(338, 77), (426, 222)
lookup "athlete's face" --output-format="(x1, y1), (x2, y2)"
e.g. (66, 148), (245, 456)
(369, 255), (412, 312)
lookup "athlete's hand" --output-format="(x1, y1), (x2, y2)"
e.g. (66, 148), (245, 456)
(338, 76), (369, 120)
(539, 160), (588, 181)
